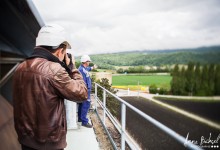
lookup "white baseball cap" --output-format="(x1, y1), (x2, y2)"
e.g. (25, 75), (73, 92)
(81, 55), (91, 62)
(36, 24), (71, 48)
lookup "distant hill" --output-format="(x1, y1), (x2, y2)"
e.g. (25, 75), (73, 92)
(77, 46), (220, 69)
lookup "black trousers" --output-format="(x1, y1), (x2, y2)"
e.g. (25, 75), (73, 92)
(22, 144), (64, 150)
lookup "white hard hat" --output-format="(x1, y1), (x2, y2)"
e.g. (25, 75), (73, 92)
(36, 24), (71, 48)
(81, 55), (91, 62)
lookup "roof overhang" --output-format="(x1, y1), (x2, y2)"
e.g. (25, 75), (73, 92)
(0, 0), (44, 57)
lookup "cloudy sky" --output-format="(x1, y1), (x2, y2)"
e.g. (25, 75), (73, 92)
(32, 0), (220, 56)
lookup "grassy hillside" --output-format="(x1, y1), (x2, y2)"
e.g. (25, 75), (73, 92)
(77, 46), (220, 69)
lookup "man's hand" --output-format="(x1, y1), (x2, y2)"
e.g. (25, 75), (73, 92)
(65, 53), (76, 69)
(71, 54), (76, 64)
(64, 53), (71, 66)
(93, 64), (98, 69)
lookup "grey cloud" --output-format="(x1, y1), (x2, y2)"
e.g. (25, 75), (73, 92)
(33, 0), (220, 56)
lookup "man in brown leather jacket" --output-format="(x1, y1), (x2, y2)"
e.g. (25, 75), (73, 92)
(13, 24), (88, 150)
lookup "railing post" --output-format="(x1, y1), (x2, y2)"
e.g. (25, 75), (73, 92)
(121, 103), (126, 150)
(95, 83), (97, 110)
(103, 90), (106, 125)
(137, 81), (140, 98)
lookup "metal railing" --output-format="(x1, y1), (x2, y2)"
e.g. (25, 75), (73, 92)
(0, 57), (22, 88)
(94, 83), (203, 150)
(0, 63), (19, 88)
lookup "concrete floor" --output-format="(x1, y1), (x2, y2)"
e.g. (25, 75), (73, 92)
(65, 123), (100, 150)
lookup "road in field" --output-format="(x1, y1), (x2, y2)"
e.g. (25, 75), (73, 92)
(118, 96), (220, 150)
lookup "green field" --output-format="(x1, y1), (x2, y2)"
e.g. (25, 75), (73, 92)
(112, 75), (172, 89)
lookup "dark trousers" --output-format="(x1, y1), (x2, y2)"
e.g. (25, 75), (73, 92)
(78, 101), (91, 125)
(22, 144), (64, 150)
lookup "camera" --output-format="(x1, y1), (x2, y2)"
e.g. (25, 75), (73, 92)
(66, 53), (72, 59)
(63, 53), (72, 65)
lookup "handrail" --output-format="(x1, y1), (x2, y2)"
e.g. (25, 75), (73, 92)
(0, 63), (20, 88)
(94, 94), (139, 150)
(94, 96), (118, 150)
(0, 57), (24, 64)
(94, 83), (203, 150)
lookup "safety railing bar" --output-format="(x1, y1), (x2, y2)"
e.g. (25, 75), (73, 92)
(0, 61), (22, 64)
(95, 95), (119, 124)
(95, 84), (97, 110)
(125, 135), (139, 150)
(96, 83), (139, 108)
(120, 99), (203, 150)
(96, 97), (121, 132)
(103, 90), (106, 125)
(96, 84), (152, 150)
(95, 83), (203, 150)
(0, 63), (20, 88)
(105, 111), (121, 131)
(0, 58), (24, 64)
(95, 109), (118, 150)
(121, 103), (126, 150)
(124, 133), (140, 150)
(96, 97), (141, 150)
(98, 99), (121, 128)
(95, 89), (141, 150)
(96, 93), (139, 150)
(94, 90), (126, 130)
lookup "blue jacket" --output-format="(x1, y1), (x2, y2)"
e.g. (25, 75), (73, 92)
(78, 65), (92, 99)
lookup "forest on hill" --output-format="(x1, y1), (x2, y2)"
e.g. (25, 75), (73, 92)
(76, 46), (220, 69)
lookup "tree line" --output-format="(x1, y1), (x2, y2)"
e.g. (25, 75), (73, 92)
(117, 66), (170, 73)
(75, 46), (220, 69)
(171, 62), (220, 96)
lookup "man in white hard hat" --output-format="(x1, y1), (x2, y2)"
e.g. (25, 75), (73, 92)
(78, 55), (97, 128)
(13, 24), (88, 150)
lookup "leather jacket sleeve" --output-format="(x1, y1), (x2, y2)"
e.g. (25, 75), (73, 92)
(52, 64), (88, 102)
